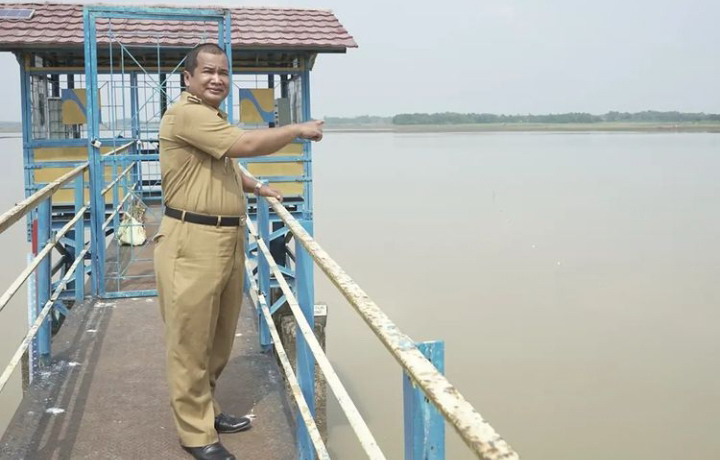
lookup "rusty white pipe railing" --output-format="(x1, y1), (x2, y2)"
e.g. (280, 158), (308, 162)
(102, 192), (133, 230)
(243, 258), (330, 460)
(0, 141), (133, 236)
(100, 161), (136, 196)
(0, 244), (90, 394)
(0, 162), (88, 235)
(238, 171), (518, 460)
(0, 142), (137, 388)
(0, 203), (89, 315)
(246, 218), (386, 460)
(100, 140), (136, 158)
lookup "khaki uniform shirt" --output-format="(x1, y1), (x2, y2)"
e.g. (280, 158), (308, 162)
(159, 91), (246, 216)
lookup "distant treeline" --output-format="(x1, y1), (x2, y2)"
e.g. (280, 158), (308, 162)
(0, 121), (21, 132)
(324, 111), (720, 126)
(393, 111), (720, 125)
(324, 115), (393, 125)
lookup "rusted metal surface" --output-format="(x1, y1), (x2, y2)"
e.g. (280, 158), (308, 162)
(0, 162), (88, 235)
(100, 141), (135, 158)
(243, 258), (330, 460)
(0, 205), (88, 315)
(261, 195), (519, 460)
(0, 245), (89, 394)
(247, 218), (386, 460)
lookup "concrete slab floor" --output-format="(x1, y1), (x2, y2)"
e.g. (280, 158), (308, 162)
(0, 295), (297, 460)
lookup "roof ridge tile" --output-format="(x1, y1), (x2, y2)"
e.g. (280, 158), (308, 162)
(0, 2), (358, 49)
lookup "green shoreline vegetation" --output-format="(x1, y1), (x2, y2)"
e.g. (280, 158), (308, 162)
(0, 121), (21, 133)
(324, 111), (720, 133)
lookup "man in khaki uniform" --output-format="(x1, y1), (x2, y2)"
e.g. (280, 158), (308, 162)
(155, 43), (323, 460)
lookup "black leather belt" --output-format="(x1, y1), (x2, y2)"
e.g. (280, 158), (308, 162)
(164, 205), (243, 227)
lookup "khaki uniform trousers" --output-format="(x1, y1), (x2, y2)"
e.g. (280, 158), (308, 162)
(154, 216), (245, 447)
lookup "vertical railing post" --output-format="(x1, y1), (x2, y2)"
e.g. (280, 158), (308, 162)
(256, 195), (272, 350)
(222, 12), (234, 123)
(36, 199), (52, 366)
(84, 10), (105, 297)
(403, 340), (445, 460)
(130, 72), (140, 140)
(74, 175), (85, 301)
(300, 62), (313, 218)
(112, 161), (120, 236)
(295, 218), (315, 460)
(26, 252), (37, 385)
(129, 72), (141, 200)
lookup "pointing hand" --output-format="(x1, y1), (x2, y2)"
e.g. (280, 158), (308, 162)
(298, 120), (324, 142)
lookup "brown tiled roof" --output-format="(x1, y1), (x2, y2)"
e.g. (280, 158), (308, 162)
(0, 2), (357, 51)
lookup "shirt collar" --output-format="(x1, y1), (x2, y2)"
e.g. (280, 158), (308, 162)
(181, 91), (228, 119)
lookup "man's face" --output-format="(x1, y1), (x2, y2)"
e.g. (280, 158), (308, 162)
(183, 51), (230, 108)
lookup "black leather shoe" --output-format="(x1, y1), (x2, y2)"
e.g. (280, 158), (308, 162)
(214, 413), (252, 433)
(182, 442), (235, 460)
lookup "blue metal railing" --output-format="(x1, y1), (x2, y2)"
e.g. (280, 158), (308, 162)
(0, 162), (89, 389)
(0, 142), (137, 392)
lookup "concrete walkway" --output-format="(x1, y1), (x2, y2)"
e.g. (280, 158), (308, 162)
(0, 296), (296, 459)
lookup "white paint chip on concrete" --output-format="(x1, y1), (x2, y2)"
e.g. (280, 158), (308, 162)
(45, 407), (65, 415)
(86, 329), (97, 333)
(68, 362), (81, 367)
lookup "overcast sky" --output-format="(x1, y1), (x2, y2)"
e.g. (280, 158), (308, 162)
(0, 0), (718, 119)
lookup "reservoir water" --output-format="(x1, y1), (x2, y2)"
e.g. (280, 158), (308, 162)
(1, 131), (719, 458)
(313, 131), (720, 459)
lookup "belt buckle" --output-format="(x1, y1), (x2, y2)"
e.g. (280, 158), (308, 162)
(216, 215), (222, 227)
(181, 210), (187, 222)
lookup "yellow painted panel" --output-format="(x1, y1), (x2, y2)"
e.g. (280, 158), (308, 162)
(270, 142), (304, 156)
(35, 165), (117, 182)
(35, 145), (114, 161)
(36, 166), (126, 204)
(61, 89), (87, 125)
(35, 167), (87, 183)
(247, 162), (303, 177)
(239, 88), (274, 124)
(49, 188), (121, 204)
(269, 182), (303, 197)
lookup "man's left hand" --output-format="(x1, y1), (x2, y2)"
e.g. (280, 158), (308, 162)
(259, 185), (283, 202)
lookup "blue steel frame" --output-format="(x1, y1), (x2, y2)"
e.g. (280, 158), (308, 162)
(246, 54), (317, 459)
(254, 196), (317, 460)
(22, 171), (89, 375)
(294, 217), (315, 459)
(403, 341), (446, 459)
(82, 6), (230, 298)
(36, 200), (52, 366)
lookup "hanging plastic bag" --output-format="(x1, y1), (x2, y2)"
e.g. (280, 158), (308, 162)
(117, 211), (147, 246)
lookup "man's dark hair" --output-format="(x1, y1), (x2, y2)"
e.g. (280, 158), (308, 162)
(184, 43), (227, 75)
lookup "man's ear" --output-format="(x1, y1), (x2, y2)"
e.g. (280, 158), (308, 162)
(182, 70), (191, 86)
